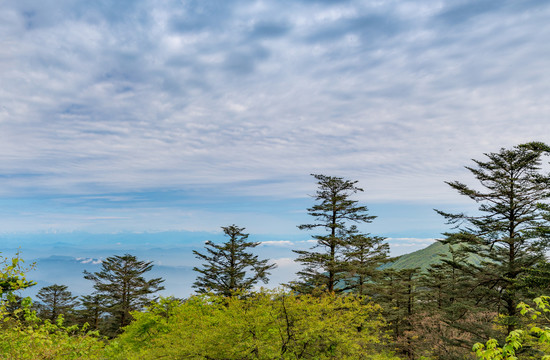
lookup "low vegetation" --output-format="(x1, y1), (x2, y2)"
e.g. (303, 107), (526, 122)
(107, 291), (399, 359)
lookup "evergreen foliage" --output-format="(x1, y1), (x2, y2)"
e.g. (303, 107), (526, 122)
(521, 260), (550, 301)
(376, 268), (421, 358)
(76, 293), (107, 331)
(436, 142), (550, 335)
(192, 224), (275, 296)
(36, 284), (78, 322)
(292, 174), (381, 294)
(83, 254), (165, 335)
(341, 225), (389, 295)
(411, 244), (498, 359)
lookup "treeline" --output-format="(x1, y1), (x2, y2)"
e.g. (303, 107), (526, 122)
(27, 254), (165, 338)
(2, 141), (550, 359)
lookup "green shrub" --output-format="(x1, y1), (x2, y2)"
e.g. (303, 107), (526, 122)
(107, 290), (400, 359)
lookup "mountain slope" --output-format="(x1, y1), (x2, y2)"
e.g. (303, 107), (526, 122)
(383, 241), (482, 272)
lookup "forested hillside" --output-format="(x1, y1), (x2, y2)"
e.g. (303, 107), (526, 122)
(381, 241), (484, 272)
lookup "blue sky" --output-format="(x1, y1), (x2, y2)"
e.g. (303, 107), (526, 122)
(2, 1), (550, 293)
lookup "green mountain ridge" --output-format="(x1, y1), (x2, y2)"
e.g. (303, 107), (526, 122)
(383, 241), (482, 272)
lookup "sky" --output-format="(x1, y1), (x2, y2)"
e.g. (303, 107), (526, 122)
(2, 0), (550, 294)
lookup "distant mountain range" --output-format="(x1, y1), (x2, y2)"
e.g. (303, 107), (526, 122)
(21, 255), (195, 299)
(16, 241), (481, 300)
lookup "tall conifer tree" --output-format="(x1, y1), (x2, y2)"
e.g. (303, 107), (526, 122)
(84, 254), (164, 335)
(436, 142), (550, 335)
(341, 225), (389, 295)
(292, 174), (379, 293)
(376, 268), (421, 359)
(411, 245), (492, 359)
(36, 284), (78, 322)
(193, 225), (275, 296)
(76, 293), (107, 331)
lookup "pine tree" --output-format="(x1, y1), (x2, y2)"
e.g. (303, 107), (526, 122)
(412, 244), (495, 359)
(83, 254), (164, 335)
(523, 260), (550, 298)
(436, 142), (550, 335)
(417, 243), (480, 316)
(376, 268), (421, 359)
(341, 225), (389, 295)
(292, 174), (377, 293)
(76, 293), (106, 331)
(193, 225), (276, 296)
(35, 284), (78, 322)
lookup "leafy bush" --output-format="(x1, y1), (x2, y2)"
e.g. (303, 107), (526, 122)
(0, 297), (106, 359)
(473, 296), (550, 360)
(107, 290), (400, 359)
(0, 254), (105, 359)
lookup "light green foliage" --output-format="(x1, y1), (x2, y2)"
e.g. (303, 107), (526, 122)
(0, 257), (105, 359)
(107, 290), (400, 359)
(473, 332), (523, 360)
(0, 299), (105, 359)
(0, 253), (35, 304)
(474, 296), (550, 360)
(0, 298), (104, 360)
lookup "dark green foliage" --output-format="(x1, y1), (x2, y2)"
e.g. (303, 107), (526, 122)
(376, 242), (500, 359)
(522, 260), (550, 301)
(416, 244), (498, 359)
(83, 254), (165, 336)
(419, 244), (473, 312)
(192, 225), (276, 296)
(76, 293), (107, 331)
(436, 142), (550, 335)
(0, 278), (30, 294)
(376, 268), (421, 359)
(36, 284), (78, 322)
(292, 174), (380, 294)
(341, 225), (389, 295)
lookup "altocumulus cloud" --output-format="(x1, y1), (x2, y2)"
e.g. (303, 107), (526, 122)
(1, 0), (550, 234)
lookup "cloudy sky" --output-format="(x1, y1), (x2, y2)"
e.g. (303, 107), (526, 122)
(1, 0), (550, 259)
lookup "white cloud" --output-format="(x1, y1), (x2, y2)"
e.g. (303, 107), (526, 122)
(271, 257), (297, 268)
(77, 257), (103, 265)
(260, 240), (294, 247)
(1, 0), (550, 233)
